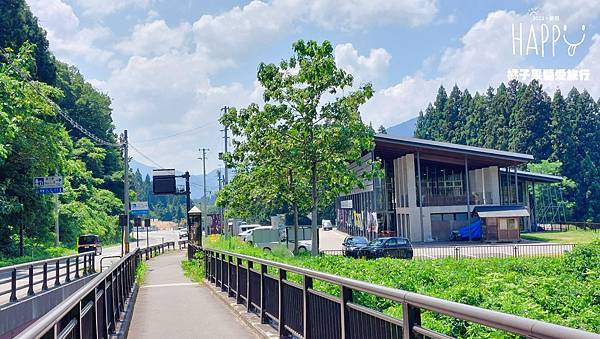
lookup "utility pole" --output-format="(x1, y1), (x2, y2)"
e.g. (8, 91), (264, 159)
(54, 193), (60, 246)
(217, 169), (224, 234)
(184, 171), (194, 259)
(199, 148), (209, 234)
(121, 130), (130, 253)
(221, 106), (229, 185)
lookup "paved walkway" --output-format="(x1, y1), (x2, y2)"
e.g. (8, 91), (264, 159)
(128, 251), (257, 339)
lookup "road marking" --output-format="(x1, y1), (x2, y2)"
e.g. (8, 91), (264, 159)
(141, 282), (198, 289)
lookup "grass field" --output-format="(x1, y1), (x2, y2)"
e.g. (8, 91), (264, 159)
(522, 229), (599, 244)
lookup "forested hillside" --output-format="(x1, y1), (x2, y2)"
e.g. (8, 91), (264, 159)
(0, 0), (124, 256)
(414, 80), (600, 222)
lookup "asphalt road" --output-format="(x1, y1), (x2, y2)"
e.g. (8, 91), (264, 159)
(0, 230), (179, 305)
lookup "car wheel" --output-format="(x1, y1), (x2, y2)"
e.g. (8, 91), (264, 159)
(298, 246), (307, 253)
(263, 247), (271, 253)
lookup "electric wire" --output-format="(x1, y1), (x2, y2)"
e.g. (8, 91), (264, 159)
(133, 121), (218, 144)
(0, 47), (121, 148)
(128, 143), (164, 168)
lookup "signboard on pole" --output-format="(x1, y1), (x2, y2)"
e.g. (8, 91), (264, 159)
(33, 176), (64, 194)
(153, 169), (176, 194)
(130, 201), (149, 215)
(340, 200), (353, 209)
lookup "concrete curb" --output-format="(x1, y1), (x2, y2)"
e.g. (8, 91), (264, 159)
(203, 280), (278, 339)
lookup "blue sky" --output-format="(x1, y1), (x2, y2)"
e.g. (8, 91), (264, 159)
(26, 0), (600, 174)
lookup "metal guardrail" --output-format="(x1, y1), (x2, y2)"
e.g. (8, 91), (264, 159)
(0, 252), (95, 305)
(15, 241), (177, 339)
(321, 243), (576, 260)
(204, 248), (598, 339)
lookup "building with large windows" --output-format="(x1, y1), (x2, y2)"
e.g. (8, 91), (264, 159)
(336, 134), (562, 242)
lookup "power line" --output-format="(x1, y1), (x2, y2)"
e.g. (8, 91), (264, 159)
(128, 143), (164, 168)
(134, 121), (218, 144)
(0, 47), (120, 148)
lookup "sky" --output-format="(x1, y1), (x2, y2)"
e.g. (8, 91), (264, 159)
(26, 0), (600, 175)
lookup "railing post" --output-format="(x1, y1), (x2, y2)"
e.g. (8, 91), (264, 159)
(83, 255), (88, 276)
(303, 276), (313, 339)
(260, 264), (267, 324)
(236, 257), (242, 304)
(221, 254), (227, 292)
(75, 256), (80, 279)
(454, 247), (460, 259)
(10, 268), (17, 302)
(65, 258), (71, 282)
(55, 260), (61, 287)
(92, 254), (96, 273)
(402, 302), (421, 339)
(340, 286), (352, 338)
(27, 265), (35, 296)
(228, 255), (233, 297)
(42, 263), (49, 291)
(513, 245), (518, 257)
(278, 269), (287, 337)
(247, 260), (253, 312)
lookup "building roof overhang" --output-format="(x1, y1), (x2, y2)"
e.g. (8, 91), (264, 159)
(374, 134), (533, 169)
(499, 168), (563, 183)
(473, 205), (530, 218)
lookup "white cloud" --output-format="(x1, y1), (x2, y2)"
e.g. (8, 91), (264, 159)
(192, 1), (297, 60)
(362, 73), (441, 127)
(74, 0), (150, 17)
(540, 0), (600, 25)
(191, 0), (438, 62)
(27, 0), (113, 64)
(116, 20), (191, 57)
(334, 43), (391, 82)
(306, 0), (438, 30)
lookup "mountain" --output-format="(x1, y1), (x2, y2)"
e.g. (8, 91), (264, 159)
(386, 117), (418, 137)
(130, 159), (222, 199)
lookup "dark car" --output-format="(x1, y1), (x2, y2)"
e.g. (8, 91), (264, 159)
(342, 236), (369, 258)
(358, 237), (413, 259)
(78, 234), (102, 255)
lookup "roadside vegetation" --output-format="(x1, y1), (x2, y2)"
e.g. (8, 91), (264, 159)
(181, 251), (205, 284)
(135, 261), (148, 285)
(204, 236), (599, 337)
(521, 229), (599, 244)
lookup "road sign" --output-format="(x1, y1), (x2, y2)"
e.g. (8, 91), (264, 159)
(33, 176), (64, 194)
(153, 169), (176, 194)
(130, 201), (149, 215)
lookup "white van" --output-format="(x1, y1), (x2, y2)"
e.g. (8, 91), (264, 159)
(245, 226), (312, 253)
(237, 224), (260, 240)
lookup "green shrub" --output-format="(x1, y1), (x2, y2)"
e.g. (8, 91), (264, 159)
(204, 236), (600, 337)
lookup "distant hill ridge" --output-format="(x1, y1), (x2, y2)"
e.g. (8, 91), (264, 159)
(385, 117), (417, 137)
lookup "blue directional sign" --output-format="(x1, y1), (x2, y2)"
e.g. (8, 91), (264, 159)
(130, 201), (149, 215)
(37, 187), (64, 194)
(33, 176), (64, 195)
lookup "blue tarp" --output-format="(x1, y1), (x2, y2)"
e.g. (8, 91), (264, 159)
(458, 219), (482, 240)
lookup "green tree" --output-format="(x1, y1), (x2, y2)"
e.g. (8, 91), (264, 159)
(221, 40), (378, 254)
(509, 80), (552, 159)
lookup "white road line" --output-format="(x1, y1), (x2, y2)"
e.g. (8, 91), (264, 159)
(141, 282), (198, 289)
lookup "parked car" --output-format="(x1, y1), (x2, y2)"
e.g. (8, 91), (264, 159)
(322, 219), (333, 231)
(78, 234), (102, 255)
(237, 224), (260, 237)
(244, 226), (312, 253)
(357, 237), (413, 259)
(179, 228), (188, 239)
(342, 236), (369, 258)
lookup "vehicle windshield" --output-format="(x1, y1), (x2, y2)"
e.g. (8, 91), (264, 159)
(79, 235), (97, 245)
(368, 238), (386, 246)
(346, 237), (368, 245)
